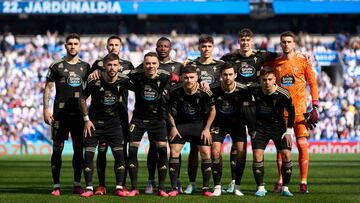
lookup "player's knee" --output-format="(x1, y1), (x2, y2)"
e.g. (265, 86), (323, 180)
(85, 147), (96, 153)
(211, 149), (221, 159)
(52, 144), (64, 152)
(157, 146), (167, 155)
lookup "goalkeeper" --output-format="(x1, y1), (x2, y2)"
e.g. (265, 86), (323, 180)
(271, 31), (319, 194)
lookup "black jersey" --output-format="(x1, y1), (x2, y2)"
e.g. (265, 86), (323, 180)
(168, 83), (215, 124)
(210, 81), (250, 126)
(251, 85), (295, 131)
(82, 73), (133, 122)
(46, 58), (91, 115)
(91, 57), (134, 74)
(128, 69), (171, 120)
(221, 50), (277, 84)
(186, 57), (224, 85)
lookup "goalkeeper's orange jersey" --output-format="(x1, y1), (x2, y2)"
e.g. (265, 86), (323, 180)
(270, 54), (318, 116)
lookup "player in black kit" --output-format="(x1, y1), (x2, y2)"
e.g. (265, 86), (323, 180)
(167, 65), (216, 197)
(126, 52), (171, 197)
(137, 37), (184, 194)
(250, 67), (295, 197)
(43, 33), (91, 196)
(184, 35), (224, 194)
(79, 53), (133, 198)
(90, 35), (134, 195)
(220, 28), (278, 192)
(210, 62), (255, 196)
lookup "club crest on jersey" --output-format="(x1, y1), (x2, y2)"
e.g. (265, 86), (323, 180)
(281, 74), (295, 86)
(142, 86), (159, 101)
(102, 91), (117, 105)
(239, 63), (256, 77)
(254, 57), (258, 63)
(67, 72), (82, 87)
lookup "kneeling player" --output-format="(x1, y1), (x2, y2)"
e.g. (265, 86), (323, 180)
(251, 67), (295, 197)
(210, 62), (254, 196)
(79, 53), (133, 197)
(167, 65), (216, 197)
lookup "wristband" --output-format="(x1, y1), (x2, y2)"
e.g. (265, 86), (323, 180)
(83, 115), (90, 122)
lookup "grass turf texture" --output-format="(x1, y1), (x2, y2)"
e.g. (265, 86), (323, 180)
(0, 154), (359, 203)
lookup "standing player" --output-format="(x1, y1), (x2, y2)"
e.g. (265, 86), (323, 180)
(220, 28), (278, 192)
(210, 62), (255, 196)
(43, 33), (90, 196)
(90, 35), (134, 195)
(251, 67), (295, 197)
(79, 53), (133, 197)
(126, 52), (171, 197)
(271, 31), (319, 194)
(184, 35), (223, 194)
(167, 65), (216, 197)
(137, 37), (184, 194)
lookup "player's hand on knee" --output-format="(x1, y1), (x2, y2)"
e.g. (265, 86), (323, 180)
(202, 129), (212, 145)
(281, 128), (293, 147)
(84, 121), (95, 138)
(169, 127), (181, 142)
(43, 109), (54, 125)
(89, 70), (101, 80)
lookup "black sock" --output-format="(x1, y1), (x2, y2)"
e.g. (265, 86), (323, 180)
(252, 161), (264, 186)
(51, 145), (63, 185)
(128, 145), (139, 190)
(188, 146), (199, 182)
(281, 161), (292, 187)
(201, 159), (212, 189)
(112, 148), (126, 186)
(177, 154), (182, 180)
(230, 147), (237, 180)
(122, 137), (128, 187)
(97, 143), (108, 186)
(157, 146), (168, 191)
(73, 146), (84, 183)
(147, 141), (158, 181)
(169, 157), (180, 189)
(235, 157), (246, 185)
(84, 147), (96, 187)
(212, 158), (221, 186)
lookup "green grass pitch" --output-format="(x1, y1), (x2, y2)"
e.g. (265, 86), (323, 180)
(0, 153), (359, 203)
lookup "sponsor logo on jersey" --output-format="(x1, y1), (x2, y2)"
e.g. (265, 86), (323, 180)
(239, 65), (256, 77)
(142, 87), (159, 101)
(281, 74), (295, 86)
(66, 73), (82, 87)
(200, 73), (215, 85)
(219, 100), (234, 114)
(102, 91), (117, 105)
(182, 102), (198, 115)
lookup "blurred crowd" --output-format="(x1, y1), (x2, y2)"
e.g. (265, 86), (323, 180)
(0, 30), (359, 145)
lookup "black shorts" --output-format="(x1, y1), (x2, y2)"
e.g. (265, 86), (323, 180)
(85, 118), (124, 149)
(128, 118), (167, 142)
(211, 124), (247, 143)
(169, 121), (210, 146)
(251, 127), (291, 151)
(98, 116), (129, 145)
(52, 113), (83, 143)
